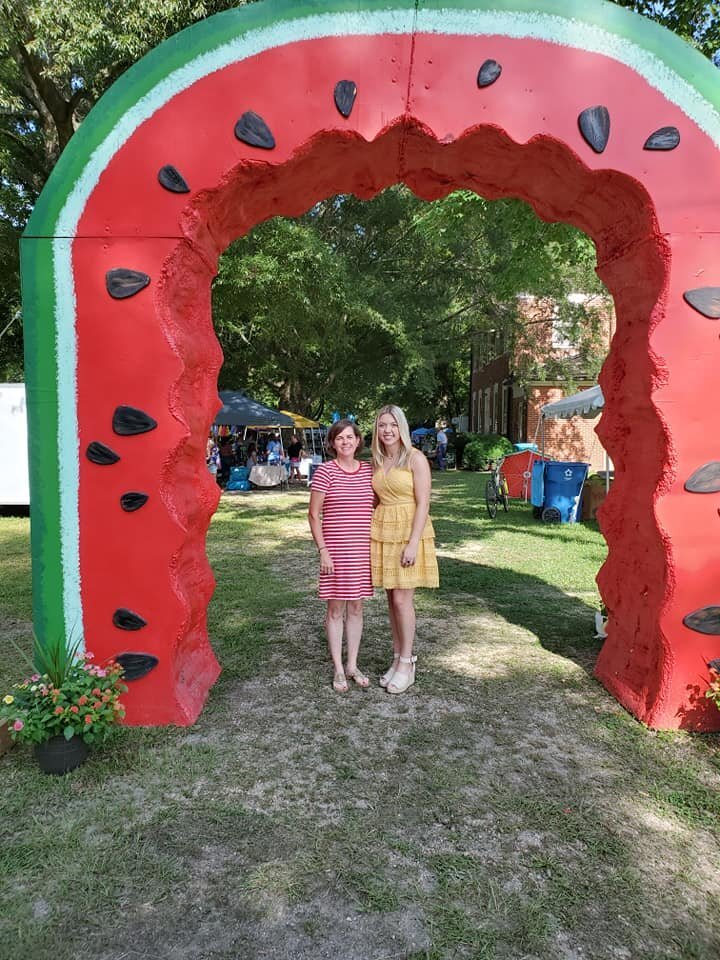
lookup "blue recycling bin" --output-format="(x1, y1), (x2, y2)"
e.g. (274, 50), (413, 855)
(531, 459), (546, 508)
(542, 461), (590, 523)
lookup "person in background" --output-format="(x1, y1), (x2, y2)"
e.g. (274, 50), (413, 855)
(245, 443), (258, 469)
(371, 404), (439, 694)
(308, 419), (374, 693)
(206, 438), (220, 482)
(218, 434), (235, 485)
(436, 423), (448, 471)
(266, 434), (282, 463)
(287, 433), (304, 482)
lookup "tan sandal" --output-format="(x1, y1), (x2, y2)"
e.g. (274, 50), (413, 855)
(332, 672), (349, 693)
(346, 668), (370, 689)
(386, 655), (417, 695)
(379, 654), (400, 688)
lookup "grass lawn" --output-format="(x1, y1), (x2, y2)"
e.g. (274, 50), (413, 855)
(1, 471), (719, 960)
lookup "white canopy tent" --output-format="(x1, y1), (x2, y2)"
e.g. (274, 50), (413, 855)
(540, 384), (604, 419)
(538, 384), (611, 491)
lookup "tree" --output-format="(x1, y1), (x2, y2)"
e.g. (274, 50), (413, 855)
(212, 188), (606, 423)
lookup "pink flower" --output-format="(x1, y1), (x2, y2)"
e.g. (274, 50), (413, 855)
(54, 706), (64, 715)
(96, 669), (107, 678)
(12, 719), (24, 731)
(70, 705), (79, 714)
(84, 715), (93, 724)
(30, 674), (40, 682)
(84, 652), (94, 660)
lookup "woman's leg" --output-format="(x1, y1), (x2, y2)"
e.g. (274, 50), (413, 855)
(344, 600), (364, 675)
(325, 600), (346, 677)
(389, 588), (416, 677)
(377, 589), (403, 685)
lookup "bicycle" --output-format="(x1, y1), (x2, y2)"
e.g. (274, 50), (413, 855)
(485, 457), (509, 519)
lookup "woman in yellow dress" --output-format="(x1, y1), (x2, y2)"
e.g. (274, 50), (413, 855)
(371, 405), (439, 694)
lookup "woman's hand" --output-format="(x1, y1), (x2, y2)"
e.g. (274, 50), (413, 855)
(401, 542), (418, 567)
(319, 547), (334, 575)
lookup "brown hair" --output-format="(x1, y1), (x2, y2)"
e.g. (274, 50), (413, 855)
(326, 419), (363, 457)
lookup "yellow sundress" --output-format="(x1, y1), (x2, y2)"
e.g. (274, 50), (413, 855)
(371, 461), (439, 589)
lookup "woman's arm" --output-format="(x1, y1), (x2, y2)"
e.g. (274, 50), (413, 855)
(402, 451), (432, 566)
(308, 488), (334, 574)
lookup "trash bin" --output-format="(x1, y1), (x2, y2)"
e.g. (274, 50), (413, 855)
(542, 461), (590, 523)
(581, 474), (611, 521)
(531, 459), (546, 508)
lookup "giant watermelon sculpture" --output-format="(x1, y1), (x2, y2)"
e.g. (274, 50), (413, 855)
(21, 0), (720, 728)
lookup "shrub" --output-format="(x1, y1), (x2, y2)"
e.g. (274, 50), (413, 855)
(462, 434), (513, 469)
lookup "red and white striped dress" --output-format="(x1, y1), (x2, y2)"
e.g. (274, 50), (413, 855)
(312, 460), (375, 600)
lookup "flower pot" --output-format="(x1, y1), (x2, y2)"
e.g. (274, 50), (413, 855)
(35, 735), (89, 775)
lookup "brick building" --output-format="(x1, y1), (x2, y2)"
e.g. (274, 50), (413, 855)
(469, 294), (615, 473)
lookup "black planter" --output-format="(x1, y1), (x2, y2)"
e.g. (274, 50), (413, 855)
(35, 735), (89, 775)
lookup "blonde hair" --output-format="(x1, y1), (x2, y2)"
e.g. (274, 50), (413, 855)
(372, 405), (415, 469)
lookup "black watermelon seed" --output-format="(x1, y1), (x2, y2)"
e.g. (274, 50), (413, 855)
(477, 59), (502, 88)
(683, 606), (720, 635)
(86, 441), (120, 465)
(106, 268), (151, 300)
(708, 658), (720, 673)
(113, 406), (158, 436)
(683, 287), (720, 319)
(578, 105), (610, 153)
(643, 126), (680, 151)
(115, 652), (159, 681)
(684, 462), (720, 494)
(334, 80), (357, 118)
(158, 164), (190, 193)
(234, 111), (275, 149)
(120, 491), (149, 512)
(113, 608), (148, 631)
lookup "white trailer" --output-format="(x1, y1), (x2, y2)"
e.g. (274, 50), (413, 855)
(0, 383), (30, 505)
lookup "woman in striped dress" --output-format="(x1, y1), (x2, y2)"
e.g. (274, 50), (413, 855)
(308, 419), (375, 693)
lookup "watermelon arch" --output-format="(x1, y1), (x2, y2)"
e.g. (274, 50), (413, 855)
(20, 0), (720, 729)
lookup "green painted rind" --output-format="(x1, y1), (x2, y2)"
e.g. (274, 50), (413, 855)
(417, 0), (720, 109)
(24, 0), (416, 239)
(19, 239), (66, 659)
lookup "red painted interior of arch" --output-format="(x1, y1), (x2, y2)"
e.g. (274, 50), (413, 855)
(72, 32), (720, 728)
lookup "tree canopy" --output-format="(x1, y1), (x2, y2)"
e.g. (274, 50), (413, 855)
(213, 189), (605, 422)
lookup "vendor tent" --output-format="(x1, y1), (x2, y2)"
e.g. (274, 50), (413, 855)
(540, 384), (604, 419)
(281, 409), (323, 456)
(280, 410), (320, 429)
(215, 391), (294, 427)
(539, 385), (610, 491)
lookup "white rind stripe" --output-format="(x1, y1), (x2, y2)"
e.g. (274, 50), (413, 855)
(53, 239), (83, 651)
